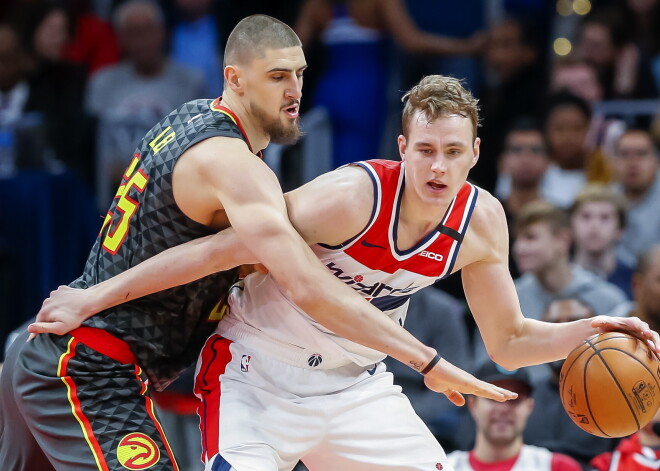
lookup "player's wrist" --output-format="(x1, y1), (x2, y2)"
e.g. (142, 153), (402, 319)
(420, 354), (442, 375)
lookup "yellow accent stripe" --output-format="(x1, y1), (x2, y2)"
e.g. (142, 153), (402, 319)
(214, 108), (237, 126)
(56, 337), (74, 376)
(58, 339), (105, 471)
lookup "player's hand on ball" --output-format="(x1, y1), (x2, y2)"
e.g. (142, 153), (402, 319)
(28, 285), (92, 339)
(591, 315), (660, 359)
(423, 358), (518, 406)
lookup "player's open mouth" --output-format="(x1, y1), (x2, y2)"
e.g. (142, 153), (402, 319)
(427, 182), (447, 192)
(283, 103), (299, 118)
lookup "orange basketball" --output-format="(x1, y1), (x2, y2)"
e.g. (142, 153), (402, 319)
(559, 332), (660, 438)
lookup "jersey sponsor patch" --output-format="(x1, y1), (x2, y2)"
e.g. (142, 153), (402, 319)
(116, 432), (160, 470)
(418, 250), (444, 262)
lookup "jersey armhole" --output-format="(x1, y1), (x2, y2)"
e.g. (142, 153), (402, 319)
(318, 162), (380, 250)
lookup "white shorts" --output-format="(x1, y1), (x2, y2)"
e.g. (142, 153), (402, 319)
(194, 334), (452, 471)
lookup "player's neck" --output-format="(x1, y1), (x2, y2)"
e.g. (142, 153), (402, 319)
(398, 191), (448, 247)
(473, 436), (521, 463)
(218, 94), (269, 154)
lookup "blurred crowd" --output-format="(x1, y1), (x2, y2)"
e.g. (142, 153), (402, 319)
(1, 0), (660, 469)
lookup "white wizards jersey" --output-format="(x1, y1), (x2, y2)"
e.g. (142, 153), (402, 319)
(220, 160), (479, 367)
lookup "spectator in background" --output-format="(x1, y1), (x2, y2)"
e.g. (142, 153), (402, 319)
(523, 298), (617, 464)
(610, 129), (660, 262)
(474, 16), (545, 193)
(19, 2), (91, 178)
(575, 7), (658, 100)
(570, 184), (634, 299)
(495, 118), (552, 219)
(448, 361), (582, 471)
(294, 0), (483, 169)
(494, 118), (550, 277)
(590, 407), (660, 470)
(87, 0), (206, 205)
(384, 286), (472, 450)
(62, 0), (120, 75)
(511, 201), (627, 322)
(611, 245), (660, 326)
(542, 92), (612, 208)
(550, 56), (604, 105)
(170, 0), (223, 97)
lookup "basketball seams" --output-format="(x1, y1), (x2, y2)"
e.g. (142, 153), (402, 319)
(595, 346), (660, 391)
(582, 353), (611, 437)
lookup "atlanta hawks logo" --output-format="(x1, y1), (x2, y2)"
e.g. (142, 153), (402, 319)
(117, 432), (160, 470)
(308, 353), (323, 367)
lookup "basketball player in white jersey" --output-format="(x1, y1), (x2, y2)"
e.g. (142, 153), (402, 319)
(33, 76), (659, 471)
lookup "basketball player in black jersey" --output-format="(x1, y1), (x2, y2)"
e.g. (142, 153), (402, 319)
(0, 15), (513, 471)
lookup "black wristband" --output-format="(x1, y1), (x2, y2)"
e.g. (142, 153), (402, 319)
(420, 354), (442, 375)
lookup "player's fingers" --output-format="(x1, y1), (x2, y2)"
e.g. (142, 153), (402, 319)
(27, 332), (37, 342)
(443, 389), (465, 407)
(28, 321), (65, 336)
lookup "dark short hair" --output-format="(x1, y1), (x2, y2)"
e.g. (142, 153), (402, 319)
(224, 15), (301, 68)
(544, 91), (592, 125)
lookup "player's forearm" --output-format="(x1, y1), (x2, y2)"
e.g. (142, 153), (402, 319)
(494, 318), (598, 369)
(84, 230), (254, 316)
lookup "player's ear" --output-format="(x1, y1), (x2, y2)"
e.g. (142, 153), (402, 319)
(397, 135), (407, 161)
(471, 137), (481, 168)
(224, 65), (243, 95)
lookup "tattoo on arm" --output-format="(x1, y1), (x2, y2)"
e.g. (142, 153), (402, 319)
(409, 360), (423, 371)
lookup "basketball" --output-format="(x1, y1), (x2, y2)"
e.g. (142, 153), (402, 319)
(559, 332), (660, 438)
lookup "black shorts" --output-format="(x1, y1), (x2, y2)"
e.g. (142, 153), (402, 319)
(0, 328), (182, 471)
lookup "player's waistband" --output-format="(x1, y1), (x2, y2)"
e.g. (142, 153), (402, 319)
(219, 317), (358, 370)
(69, 326), (137, 365)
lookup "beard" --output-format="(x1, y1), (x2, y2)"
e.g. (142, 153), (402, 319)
(250, 100), (302, 145)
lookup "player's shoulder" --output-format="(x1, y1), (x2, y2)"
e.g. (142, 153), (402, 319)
(468, 185), (507, 234)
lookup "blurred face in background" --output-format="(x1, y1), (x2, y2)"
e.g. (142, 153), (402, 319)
(571, 201), (621, 254)
(502, 130), (548, 189)
(551, 63), (603, 104)
(612, 131), (659, 197)
(117, 5), (166, 72)
(543, 298), (595, 375)
(470, 382), (534, 448)
(486, 19), (535, 82)
(577, 22), (616, 69)
(33, 9), (69, 62)
(514, 222), (569, 274)
(545, 105), (589, 169)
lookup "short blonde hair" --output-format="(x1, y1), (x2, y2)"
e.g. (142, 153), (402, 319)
(401, 75), (480, 139)
(515, 200), (570, 235)
(570, 184), (628, 229)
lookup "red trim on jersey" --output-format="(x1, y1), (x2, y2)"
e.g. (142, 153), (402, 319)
(194, 335), (233, 462)
(344, 160), (476, 277)
(144, 394), (180, 471)
(70, 326), (137, 364)
(210, 97), (262, 158)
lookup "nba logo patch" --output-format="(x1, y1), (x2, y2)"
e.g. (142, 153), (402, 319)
(308, 353), (323, 367)
(241, 355), (251, 372)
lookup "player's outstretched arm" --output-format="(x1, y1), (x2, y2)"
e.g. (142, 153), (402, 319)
(462, 194), (660, 369)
